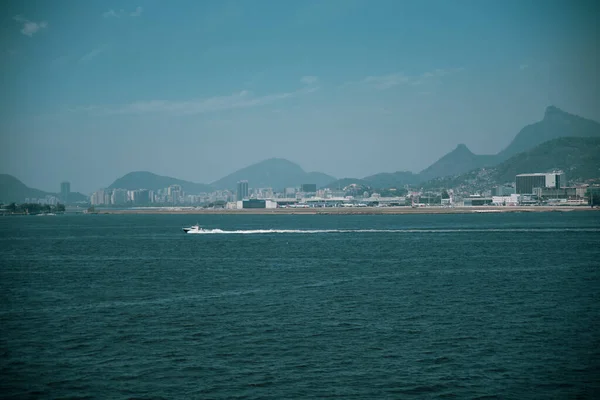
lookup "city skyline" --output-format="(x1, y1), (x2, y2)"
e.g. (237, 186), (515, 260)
(1, 0), (599, 193)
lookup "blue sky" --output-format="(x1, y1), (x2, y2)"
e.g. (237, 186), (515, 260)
(1, 0), (598, 193)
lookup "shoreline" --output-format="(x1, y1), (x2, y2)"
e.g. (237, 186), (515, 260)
(92, 206), (599, 215)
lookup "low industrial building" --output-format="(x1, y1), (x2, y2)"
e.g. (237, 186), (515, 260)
(463, 196), (493, 206)
(491, 185), (515, 196)
(492, 194), (520, 206)
(533, 186), (577, 200)
(236, 199), (278, 209)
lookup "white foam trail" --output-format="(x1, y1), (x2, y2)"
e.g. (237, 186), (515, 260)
(190, 229), (372, 234)
(187, 228), (600, 234)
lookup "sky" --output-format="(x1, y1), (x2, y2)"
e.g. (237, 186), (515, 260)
(1, 0), (598, 194)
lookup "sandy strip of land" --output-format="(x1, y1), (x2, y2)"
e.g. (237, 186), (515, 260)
(94, 206), (597, 215)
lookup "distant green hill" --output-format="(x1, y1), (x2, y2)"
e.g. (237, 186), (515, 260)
(67, 192), (89, 203)
(108, 171), (213, 194)
(305, 171), (338, 188)
(422, 137), (600, 190)
(0, 174), (88, 204)
(494, 137), (600, 183)
(210, 158), (336, 191)
(0, 174), (49, 203)
(362, 170), (420, 189)
(419, 144), (497, 182)
(497, 106), (600, 161)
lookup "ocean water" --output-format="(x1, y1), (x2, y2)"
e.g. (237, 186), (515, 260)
(1, 212), (599, 399)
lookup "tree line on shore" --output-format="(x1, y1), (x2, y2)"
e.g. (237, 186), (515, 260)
(1, 203), (66, 215)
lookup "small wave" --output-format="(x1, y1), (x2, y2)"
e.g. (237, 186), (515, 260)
(187, 228), (600, 235)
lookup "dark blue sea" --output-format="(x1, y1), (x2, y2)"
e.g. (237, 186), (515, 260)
(1, 212), (599, 399)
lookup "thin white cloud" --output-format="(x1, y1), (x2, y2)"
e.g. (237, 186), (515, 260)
(421, 68), (462, 78)
(13, 15), (48, 37)
(411, 68), (463, 85)
(102, 9), (121, 18)
(344, 68), (464, 90)
(363, 72), (411, 90)
(130, 7), (143, 17)
(103, 7), (142, 18)
(79, 46), (106, 63)
(72, 86), (319, 116)
(301, 76), (318, 85)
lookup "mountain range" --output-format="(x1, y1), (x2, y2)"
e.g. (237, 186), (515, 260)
(106, 158), (336, 194)
(421, 136), (600, 191)
(327, 106), (600, 189)
(2, 106), (599, 202)
(210, 158), (335, 191)
(418, 106), (600, 181)
(108, 171), (213, 194)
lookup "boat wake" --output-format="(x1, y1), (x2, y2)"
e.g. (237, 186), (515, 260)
(186, 228), (600, 235)
(188, 229), (379, 234)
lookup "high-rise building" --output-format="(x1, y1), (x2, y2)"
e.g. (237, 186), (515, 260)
(301, 184), (317, 193)
(91, 189), (106, 205)
(134, 189), (150, 205)
(516, 171), (565, 194)
(166, 185), (183, 204)
(60, 181), (70, 203)
(111, 189), (128, 205)
(168, 184), (182, 196)
(236, 180), (249, 201)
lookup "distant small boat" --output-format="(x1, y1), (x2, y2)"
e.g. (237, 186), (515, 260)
(183, 224), (202, 233)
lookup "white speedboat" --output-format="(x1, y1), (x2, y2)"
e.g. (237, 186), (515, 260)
(182, 224), (202, 233)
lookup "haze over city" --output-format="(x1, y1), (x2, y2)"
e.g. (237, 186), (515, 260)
(1, 0), (598, 194)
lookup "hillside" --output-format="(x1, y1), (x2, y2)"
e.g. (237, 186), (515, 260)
(66, 192), (89, 203)
(211, 158), (336, 190)
(0, 174), (88, 204)
(419, 144), (497, 181)
(0, 174), (50, 203)
(494, 137), (600, 183)
(109, 171), (213, 194)
(419, 106), (600, 181)
(324, 177), (373, 190)
(362, 170), (421, 189)
(305, 171), (338, 188)
(422, 137), (600, 190)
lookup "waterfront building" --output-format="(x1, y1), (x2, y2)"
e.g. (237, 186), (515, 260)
(237, 199), (277, 209)
(492, 194), (520, 206)
(463, 195), (493, 206)
(516, 171), (565, 195)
